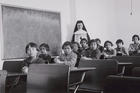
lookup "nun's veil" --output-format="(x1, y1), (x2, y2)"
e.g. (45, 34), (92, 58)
(72, 20), (90, 42)
(73, 20), (87, 32)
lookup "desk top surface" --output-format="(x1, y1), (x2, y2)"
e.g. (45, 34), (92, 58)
(117, 62), (133, 65)
(70, 67), (96, 72)
(7, 67), (96, 77)
(7, 72), (26, 77)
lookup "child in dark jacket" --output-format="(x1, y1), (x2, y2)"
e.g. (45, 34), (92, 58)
(39, 43), (51, 64)
(82, 39), (101, 60)
(22, 42), (45, 74)
(115, 39), (128, 56)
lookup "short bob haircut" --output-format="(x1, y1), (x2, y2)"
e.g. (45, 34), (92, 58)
(80, 38), (88, 44)
(104, 40), (113, 47)
(71, 42), (80, 49)
(39, 43), (50, 51)
(116, 39), (124, 45)
(95, 38), (101, 43)
(25, 42), (38, 53)
(89, 39), (97, 46)
(132, 34), (140, 41)
(62, 41), (72, 49)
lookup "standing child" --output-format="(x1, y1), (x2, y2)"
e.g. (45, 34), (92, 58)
(39, 43), (51, 64)
(22, 42), (45, 74)
(54, 41), (77, 69)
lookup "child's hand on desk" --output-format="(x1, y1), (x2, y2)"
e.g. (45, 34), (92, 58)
(22, 66), (28, 74)
(81, 57), (92, 60)
(137, 50), (140, 53)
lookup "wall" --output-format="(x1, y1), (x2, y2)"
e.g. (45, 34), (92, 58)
(75, 0), (140, 48)
(115, 0), (140, 48)
(75, 0), (116, 46)
(0, 0), (140, 68)
(0, 0), (74, 69)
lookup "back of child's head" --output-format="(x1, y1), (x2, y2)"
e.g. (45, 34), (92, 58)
(116, 39), (124, 45)
(104, 40), (113, 47)
(25, 42), (38, 53)
(39, 43), (50, 51)
(62, 41), (72, 49)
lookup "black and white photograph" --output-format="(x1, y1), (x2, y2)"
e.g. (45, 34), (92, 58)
(0, 0), (140, 93)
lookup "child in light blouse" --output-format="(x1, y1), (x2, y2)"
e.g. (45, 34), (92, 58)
(128, 35), (140, 56)
(54, 41), (77, 69)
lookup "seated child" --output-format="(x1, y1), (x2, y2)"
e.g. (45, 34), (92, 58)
(82, 39), (101, 60)
(128, 35), (140, 56)
(71, 42), (81, 67)
(39, 43), (51, 64)
(115, 39), (128, 56)
(22, 42), (45, 74)
(103, 40), (116, 58)
(54, 41), (77, 69)
(95, 38), (104, 53)
(79, 38), (89, 56)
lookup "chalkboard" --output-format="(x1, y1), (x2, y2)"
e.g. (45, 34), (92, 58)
(2, 5), (61, 59)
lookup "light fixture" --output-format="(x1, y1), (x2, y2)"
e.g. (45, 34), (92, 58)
(130, 0), (133, 15)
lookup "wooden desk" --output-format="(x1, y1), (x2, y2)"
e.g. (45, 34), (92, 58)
(70, 67), (96, 93)
(71, 67), (96, 72)
(7, 72), (26, 77)
(6, 67), (96, 93)
(117, 62), (133, 76)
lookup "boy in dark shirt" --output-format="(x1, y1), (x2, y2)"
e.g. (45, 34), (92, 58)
(39, 43), (51, 64)
(95, 38), (104, 53)
(22, 42), (45, 74)
(115, 39), (128, 56)
(82, 39), (101, 60)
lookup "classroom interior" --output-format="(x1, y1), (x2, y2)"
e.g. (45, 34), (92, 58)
(0, 0), (140, 93)
(0, 0), (140, 66)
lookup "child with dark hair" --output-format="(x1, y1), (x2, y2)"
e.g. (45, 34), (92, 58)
(72, 20), (90, 44)
(54, 41), (77, 68)
(103, 40), (116, 58)
(115, 39), (128, 56)
(79, 38), (89, 56)
(128, 34), (140, 56)
(82, 39), (101, 60)
(95, 38), (104, 53)
(22, 42), (45, 73)
(39, 43), (51, 64)
(71, 42), (81, 67)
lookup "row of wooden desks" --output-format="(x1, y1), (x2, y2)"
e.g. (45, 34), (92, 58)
(7, 67), (96, 77)
(6, 62), (133, 93)
(7, 62), (133, 77)
(7, 67), (96, 93)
